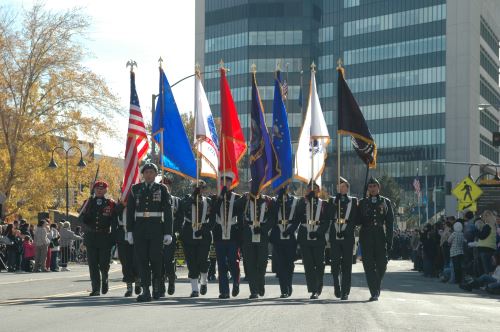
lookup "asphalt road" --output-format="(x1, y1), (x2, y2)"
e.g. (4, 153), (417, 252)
(1, 260), (498, 332)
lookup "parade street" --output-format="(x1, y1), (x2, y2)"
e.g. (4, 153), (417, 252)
(1, 260), (498, 332)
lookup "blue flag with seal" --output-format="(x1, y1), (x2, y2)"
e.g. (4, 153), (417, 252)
(250, 69), (280, 196)
(271, 70), (293, 192)
(152, 67), (196, 179)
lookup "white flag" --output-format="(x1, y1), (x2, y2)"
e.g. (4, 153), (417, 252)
(294, 69), (330, 187)
(195, 76), (219, 178)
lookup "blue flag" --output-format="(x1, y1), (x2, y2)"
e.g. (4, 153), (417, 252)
(250, 72), (280, 196)
(271, 71), (293, 191)
(152, 68), (196, 179)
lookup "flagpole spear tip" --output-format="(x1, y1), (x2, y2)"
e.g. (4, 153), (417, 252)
(250, 63), (257, 74)
(195, 63), (201, 78)
(126, 60), (137, 72)
(310, 61), (316, 72)
(336, 58), (345, 77)
(158, 57), (163, 68)
(276, 60), (281, 72)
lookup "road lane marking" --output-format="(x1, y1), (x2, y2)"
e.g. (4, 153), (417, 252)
(0, 268), (121, 285)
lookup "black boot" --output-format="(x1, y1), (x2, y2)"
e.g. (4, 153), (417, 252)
(167, 279), (175, 295)
(101, 279), (109, 295)
(134, 282), (142, 295)
(137, 288), (152, 302)
(310, 293), (318, 299)
(231, 284), (240, 297)
(89, 290), (100, 296)
(249, 293), (258, 299)
(190, 291), (199, 298)
(334, 285), (341, 299)
(152, 280), (161, 300)
(124, 283), (133, 297)
(200, 284), (207, 295)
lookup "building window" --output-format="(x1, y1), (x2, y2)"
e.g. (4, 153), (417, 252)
(343, 0), (360, 9)
(480, 47), (499, 84)
(480, 135), (499, 163)
(343, 4), (446, 37)
(480, 109), (499, 134)
(481, 17), (500, 57)
(343, 36), (446, 65)
(480, 76), (500, 111)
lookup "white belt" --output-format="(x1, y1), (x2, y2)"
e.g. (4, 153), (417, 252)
(135, 212), (163, 218)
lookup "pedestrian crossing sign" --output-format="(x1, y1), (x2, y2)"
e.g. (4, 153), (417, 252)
(452, 176), (483, 203)
(457, 201), (477, 212)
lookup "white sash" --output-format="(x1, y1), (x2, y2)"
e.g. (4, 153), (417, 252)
(334, 197), (352, 240)
(249, 200), (266, 243)
(217, 193), (237, 240)
(303, 199), (322, 240)
(278, 197), (297, 240)
(190, 197), (208, 239)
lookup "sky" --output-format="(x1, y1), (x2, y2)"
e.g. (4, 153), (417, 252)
(5, 0), (196, 158)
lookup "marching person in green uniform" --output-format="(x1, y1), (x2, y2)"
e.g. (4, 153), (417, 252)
(178, 180), (212, 297)
(358, 177), (394, 301)
(328, 176), (358, 301)
(297, 181), (329, 299)
(79, 181), (117, 296)
(113, 202), (141, 297)
(161, 176), (181, 297)
(126, 163), (173, 302)
(269, 186), (300, 298)
(239, 192), (275, 299)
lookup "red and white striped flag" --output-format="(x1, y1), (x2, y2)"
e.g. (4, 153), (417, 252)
(121, 71), (149, 202)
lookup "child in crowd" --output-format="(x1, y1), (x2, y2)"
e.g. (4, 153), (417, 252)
(22, 235), (35, 272)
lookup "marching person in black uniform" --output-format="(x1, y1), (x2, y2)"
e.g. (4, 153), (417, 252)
(239, 192), (274, 299)
(79, 181), (116, 296)
(179, 180), (212, 297)
(270, 186), (300, 298)
(329, 177), (358, 301)
(126, 163), (173, 302)
(297, 181), (329, 299)
(161, 176), (181, 296)
(358, 177), (394, 301)
(211, 175), (245, 299)
(113, 203), (141, 297)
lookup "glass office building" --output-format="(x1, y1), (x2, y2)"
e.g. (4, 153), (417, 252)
(196, 0), (500, 214)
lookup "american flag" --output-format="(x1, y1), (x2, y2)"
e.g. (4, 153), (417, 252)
(121, 71), (149, 202)
(413, 176), (421, 197)
(281, 79), (288, 100)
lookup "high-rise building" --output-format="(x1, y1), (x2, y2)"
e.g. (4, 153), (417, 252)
(195, 0), (500, 215)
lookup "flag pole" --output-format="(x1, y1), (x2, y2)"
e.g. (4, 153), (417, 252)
(310, 63), (314, 223)
(194, 64), (201, 228)
(220, 59), (227, 238)
(336, 59), (343, 222)
(158, 57), (165, 181)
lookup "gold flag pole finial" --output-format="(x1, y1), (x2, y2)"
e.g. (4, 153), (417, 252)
(336, 58), (345, 77)
(158, 57), (163, 68)
(276, 60), (281, 72)
(126, 60), (137, 72)
(251, 63), (257, 75)
(311, 61), (316, 73)
(195, 63), (201, 79)
(219, 59), (226, 72)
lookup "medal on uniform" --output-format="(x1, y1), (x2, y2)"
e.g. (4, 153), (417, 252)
(153, 189), (161, 202)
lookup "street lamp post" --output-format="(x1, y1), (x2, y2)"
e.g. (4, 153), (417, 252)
(48, 146), (87, 218)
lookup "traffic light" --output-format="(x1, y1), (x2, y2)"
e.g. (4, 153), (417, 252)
(73, 190), (78, 206)
(493, 132), (500, 147)
(445, 181), (452, 195)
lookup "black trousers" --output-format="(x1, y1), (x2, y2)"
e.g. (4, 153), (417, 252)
(242, 243), (268, 295)
(135, 234), (163, 289)
(163, 237), (176, 281)
(331, 239), (354, 296)
(117, 241), (139, 284)
(184, 241), (210, 279)
(87, 245), (111, 291)
(273, 241), (296, 295)
(301, 244), (325, 293)
(360, 226), (387, 297)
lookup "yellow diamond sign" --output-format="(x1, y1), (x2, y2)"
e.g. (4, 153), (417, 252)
(457, 201), (477, 212)
(452, 176), (483, 203)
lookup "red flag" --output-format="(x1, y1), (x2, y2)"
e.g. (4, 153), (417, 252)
(121, 71), (149, 203)
(219, 68), (247, 189)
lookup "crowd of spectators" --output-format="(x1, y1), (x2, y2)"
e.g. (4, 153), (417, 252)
(0, 216), (84, 273)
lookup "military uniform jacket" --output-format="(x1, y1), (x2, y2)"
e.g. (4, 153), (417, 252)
(358, 195), (394, 246)
(239, 195), (275, 246)
(126, 182), (173, 238)
(210, 191), (244, 242)
(296, 197), (329, 247)
(269, 194), (300, 244)
(80, 196), (116, 248)
(171, 194), (182, 239)
(111, 202), (128, 243)
(178, 194), (212, 244)
(328, 195), (358, 243)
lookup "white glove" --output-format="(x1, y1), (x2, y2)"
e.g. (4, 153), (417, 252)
(163, 234), (173, 245)
(127, 232), (134, 245)
(467, 241), (478, 248)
